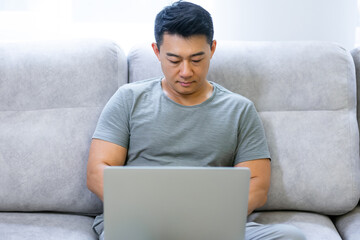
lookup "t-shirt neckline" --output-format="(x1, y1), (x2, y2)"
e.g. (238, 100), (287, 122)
(158, 77), (217, 108)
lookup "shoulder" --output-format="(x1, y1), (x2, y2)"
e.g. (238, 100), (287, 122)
(119, 77), (161, 93)
(113, 77), (161, 99)
(104, 77), (161, 111)
(211, 81), (254, 108)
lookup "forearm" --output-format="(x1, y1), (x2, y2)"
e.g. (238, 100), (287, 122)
(247, 176), (268, 215)
(86, 139), (128, 202)
(87, 163), (108, 201)
(235, 159), (271, 216)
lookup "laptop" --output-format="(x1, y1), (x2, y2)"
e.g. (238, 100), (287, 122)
(104, 167), (250, 240)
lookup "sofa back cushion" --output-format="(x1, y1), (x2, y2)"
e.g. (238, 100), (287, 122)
(128, 41), (360, 215)
(0, 40), (127, 214)
(351, 48), (360, 139)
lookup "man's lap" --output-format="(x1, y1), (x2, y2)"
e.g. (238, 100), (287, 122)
(245, 222), (306, 240)
(93, 214), (306, 240)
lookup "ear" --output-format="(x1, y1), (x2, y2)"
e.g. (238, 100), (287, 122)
(210, 40), (217, 59)
(152, 42), (161, 61)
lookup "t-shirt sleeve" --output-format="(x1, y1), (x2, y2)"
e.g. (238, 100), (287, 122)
(234, 102), (271, 165)
(92, 87), (130, 149)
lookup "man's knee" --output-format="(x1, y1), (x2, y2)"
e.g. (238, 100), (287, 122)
(271, 224), (306, 240)
(246, 222), (306, 240)
(93, 214), (104, 240)
(99, 231), (104, 240)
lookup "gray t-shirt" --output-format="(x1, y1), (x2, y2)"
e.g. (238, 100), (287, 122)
(93, 78), (270, 166)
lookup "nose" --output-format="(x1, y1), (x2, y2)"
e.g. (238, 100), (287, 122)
(179, 60), (193, 79)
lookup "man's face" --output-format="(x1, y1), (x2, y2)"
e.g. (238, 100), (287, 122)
(152, 33), (216, 99)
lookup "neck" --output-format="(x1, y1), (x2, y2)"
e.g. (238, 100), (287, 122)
(161, 79), (213, 106)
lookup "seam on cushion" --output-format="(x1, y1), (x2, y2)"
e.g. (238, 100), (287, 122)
(0, 105), (105, 112)
(347, 58), (354, 208)
(347, 54), (355, 207)
(345, 49), (358, 208)
(258, 109), (349, 113)
(348, 111), (358, 208)
(113, 41), (121, 87)
(111, 41), (125, 87)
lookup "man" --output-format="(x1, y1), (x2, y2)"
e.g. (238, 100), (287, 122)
(87, 1), (306, 240)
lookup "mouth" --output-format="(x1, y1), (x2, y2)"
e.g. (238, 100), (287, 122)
(178, 81), (195, 87)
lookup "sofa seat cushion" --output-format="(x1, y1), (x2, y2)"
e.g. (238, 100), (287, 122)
(334, 205), (360, 240)
(0, 212), (96, 240)
(248, 211), (342, 240)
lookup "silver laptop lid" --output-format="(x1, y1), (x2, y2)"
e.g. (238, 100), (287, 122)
(104, 167), (250, 240)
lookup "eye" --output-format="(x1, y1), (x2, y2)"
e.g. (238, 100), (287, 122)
(167, 58), (180, 64)
(192, 58), (203, 63)
(169, 60), (180, 64)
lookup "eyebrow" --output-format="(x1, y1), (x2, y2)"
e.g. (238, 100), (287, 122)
(166, 51), (205, 58)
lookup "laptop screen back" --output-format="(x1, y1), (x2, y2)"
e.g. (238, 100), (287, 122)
(104, 167), (250, 240)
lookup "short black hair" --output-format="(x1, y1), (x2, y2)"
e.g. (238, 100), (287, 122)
(154, 1), (214, 48)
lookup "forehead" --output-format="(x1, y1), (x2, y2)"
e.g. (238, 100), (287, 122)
(160, 34), (210, 57)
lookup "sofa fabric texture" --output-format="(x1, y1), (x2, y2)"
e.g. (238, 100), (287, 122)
(0, 212), (97, 240)
(1, 39), (360, 239)
(334, 206), (360, 240)
(331, 47), (360, 240)
(0, 40), (127, 214)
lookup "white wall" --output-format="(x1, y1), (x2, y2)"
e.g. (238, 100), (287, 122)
(212, 0), (358, 50)
(0, 0), (358, 51)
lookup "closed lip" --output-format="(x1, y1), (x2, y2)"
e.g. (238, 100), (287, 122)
(178, 81), (195, 85)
